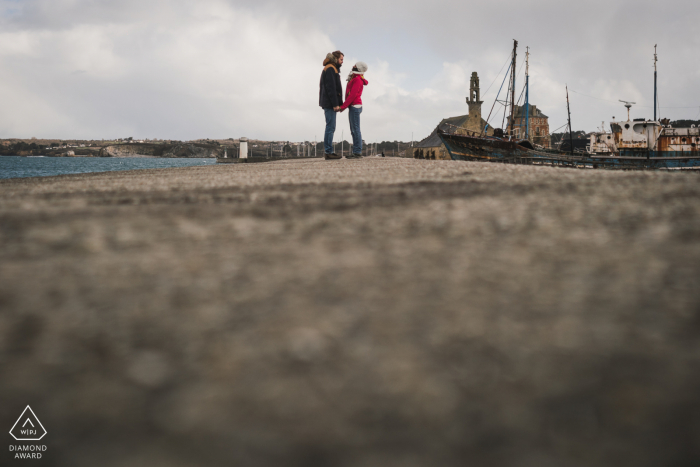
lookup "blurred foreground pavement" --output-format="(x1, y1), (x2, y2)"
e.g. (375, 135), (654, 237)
(1, 158), (699, 466)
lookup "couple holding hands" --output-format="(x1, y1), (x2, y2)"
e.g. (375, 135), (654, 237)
(319, 50), (368, 160)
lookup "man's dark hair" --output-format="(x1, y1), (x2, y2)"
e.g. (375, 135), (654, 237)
(332, 50), (344, 59)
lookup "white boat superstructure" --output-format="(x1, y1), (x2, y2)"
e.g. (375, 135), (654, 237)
(587, 116), (700, 156)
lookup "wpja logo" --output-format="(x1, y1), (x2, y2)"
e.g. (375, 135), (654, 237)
(8, 406), (47, 460)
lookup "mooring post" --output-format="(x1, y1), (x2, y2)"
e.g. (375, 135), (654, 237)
(239, 137), (248, 159)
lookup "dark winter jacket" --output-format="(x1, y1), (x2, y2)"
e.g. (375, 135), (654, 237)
(319, 64), (343, 109)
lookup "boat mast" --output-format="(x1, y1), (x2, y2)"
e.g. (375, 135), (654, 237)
(525, 46), (530, 141)
(653, 44), (658, 121)
(566, 85), (573, 156)
(509, 40), (518, 140)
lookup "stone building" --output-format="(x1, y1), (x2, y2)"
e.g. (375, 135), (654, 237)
(411, 72), (493, 160)
(506, 104), (551, 148)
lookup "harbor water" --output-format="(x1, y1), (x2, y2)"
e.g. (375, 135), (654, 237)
(0, 156), (216, 180)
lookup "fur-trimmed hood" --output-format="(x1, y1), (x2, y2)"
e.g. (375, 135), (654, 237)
(322, 53), (340, 67)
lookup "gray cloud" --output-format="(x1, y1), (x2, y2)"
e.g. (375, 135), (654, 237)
(0, 0), (698, 141)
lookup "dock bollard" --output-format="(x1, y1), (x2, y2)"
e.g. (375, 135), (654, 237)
(240, 137), (248, 159)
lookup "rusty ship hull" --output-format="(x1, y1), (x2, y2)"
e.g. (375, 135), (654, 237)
(439, 131), (700, 169)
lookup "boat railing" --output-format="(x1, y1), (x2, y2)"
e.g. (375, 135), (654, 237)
(662, 127), (677, 136)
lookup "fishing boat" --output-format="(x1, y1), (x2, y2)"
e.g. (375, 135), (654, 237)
(439, 44), (700, 169)
(438, 40), (576, 165)
(584, 111), (700, 168)
(586, 122), (616, 155)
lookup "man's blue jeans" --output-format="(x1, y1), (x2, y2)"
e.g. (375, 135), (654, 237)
(349, 106), (363, 155)
(324, 108), (336, 154)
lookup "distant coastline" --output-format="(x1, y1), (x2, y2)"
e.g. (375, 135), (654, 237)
(0, 138), (418, 159)
(0, 141), (224, 158)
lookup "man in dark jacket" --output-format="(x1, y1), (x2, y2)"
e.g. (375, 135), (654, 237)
(319, 51), (344, 160)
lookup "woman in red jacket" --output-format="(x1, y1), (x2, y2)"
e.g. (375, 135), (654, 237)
(339, 62), (368, 159)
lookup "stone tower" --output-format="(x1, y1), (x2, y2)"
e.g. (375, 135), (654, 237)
(466, 72), (484, 133)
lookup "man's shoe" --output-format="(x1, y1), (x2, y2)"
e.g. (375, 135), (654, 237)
(345, 153), (362, 159)
(325, 153), (342, 160)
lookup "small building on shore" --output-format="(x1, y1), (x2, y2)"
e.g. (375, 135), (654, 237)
(410, 72), (494, 160)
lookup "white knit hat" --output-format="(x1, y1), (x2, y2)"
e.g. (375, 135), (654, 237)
(354, 61), (368, 73)
(347, 61), (369, 81)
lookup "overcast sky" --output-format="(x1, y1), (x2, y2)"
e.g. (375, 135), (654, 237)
(1, 0), (698, 142)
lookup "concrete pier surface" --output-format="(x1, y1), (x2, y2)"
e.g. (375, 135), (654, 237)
(1, 158), (699, 466)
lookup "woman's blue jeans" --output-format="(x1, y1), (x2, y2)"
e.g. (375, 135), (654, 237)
(349, 106), (362, 155)
(323, 108), (336, 154)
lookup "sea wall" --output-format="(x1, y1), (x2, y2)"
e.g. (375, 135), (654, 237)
(99, 143), (222, 158)
(100, 144), (157, 157)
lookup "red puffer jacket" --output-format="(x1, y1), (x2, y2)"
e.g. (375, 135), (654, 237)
(340, 74), (368, 111)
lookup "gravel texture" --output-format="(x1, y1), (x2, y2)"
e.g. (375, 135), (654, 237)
(1, 157), (699, 466)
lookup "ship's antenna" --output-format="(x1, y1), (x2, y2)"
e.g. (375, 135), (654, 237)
(619, 100), (636, 121)
(653, 44), (658, 121)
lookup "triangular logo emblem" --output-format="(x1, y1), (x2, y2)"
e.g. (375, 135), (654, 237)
(9, 406), (47, 441)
